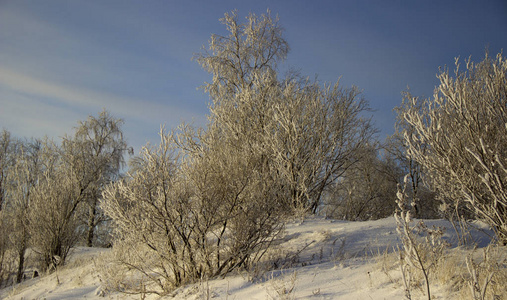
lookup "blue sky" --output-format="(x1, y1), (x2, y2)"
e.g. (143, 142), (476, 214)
(1, 0), (506, 154)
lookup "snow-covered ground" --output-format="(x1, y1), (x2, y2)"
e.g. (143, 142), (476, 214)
(0, 216), (498, 299)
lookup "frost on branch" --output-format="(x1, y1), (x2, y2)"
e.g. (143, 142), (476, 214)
(395, 175), (448, 300)
(401, 52), (507, 245)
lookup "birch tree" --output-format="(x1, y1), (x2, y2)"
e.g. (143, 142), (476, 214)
(27, 138), (81, 271)
(195, 10), (375, 214)
(6, 139), (43, 282)
(0, 130), (16, 212)
(0, 133), (44, 284)
(268, 79), (376, 213)
(67, 110), (129, 247)
(0, 130), (16, 286)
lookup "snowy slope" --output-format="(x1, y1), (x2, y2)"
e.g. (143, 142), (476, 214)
(0, 216), (497, 300)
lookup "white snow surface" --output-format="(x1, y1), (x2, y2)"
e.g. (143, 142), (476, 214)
(0, 216), (495, 300)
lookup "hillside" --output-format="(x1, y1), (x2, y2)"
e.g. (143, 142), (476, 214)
(0, 216), (500, 300)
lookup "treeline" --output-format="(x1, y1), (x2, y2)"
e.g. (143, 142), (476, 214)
(0, 111), (130, 285)
(1, 10), (505, 297)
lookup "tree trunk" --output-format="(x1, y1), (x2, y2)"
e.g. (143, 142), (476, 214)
(0, 184), (3, 211)
(15, 244), (26, 283)
(86, 202), (97, 247)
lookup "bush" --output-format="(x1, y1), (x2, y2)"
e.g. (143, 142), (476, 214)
(101, 130), (286, 295)
(400, 52), (507, 244)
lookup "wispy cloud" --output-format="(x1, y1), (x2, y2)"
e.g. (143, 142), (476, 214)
(0, 67), (200, 120)
(0, 67), (206, 152)
(0, 2), (211, 152)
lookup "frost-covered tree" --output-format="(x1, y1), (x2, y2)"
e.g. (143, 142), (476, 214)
(0, 130), (16, 212)
(0, 133), (42, 284)
(0, 211), (10, 287)
(27, 138), (81, 271)
(27, 110), (129, 271)
(195, 9), (289, 106)
(401, 52), (507, 244)
(0, 111), (128, 279)
(195, 10), (375, 214)
(6, 138), (44, 282)
(268, 78), (376, 213)
(67, 110), (129, 247)
(194, 10), (291, 212)
(0, 130), (17, 286)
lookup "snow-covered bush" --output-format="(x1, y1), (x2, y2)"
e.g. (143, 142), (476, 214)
(400, 52), (507, 244)
(393, 174), (506, 299)
(464, 245), (506, 300)
(101, 129), (286, 295)
(381, 236), (506, 299)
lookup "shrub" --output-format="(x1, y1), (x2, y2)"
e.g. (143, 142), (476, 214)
(400, 52), (507, 244)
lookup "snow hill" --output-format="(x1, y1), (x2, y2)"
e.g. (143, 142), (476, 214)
(0, 216), (498, 299)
